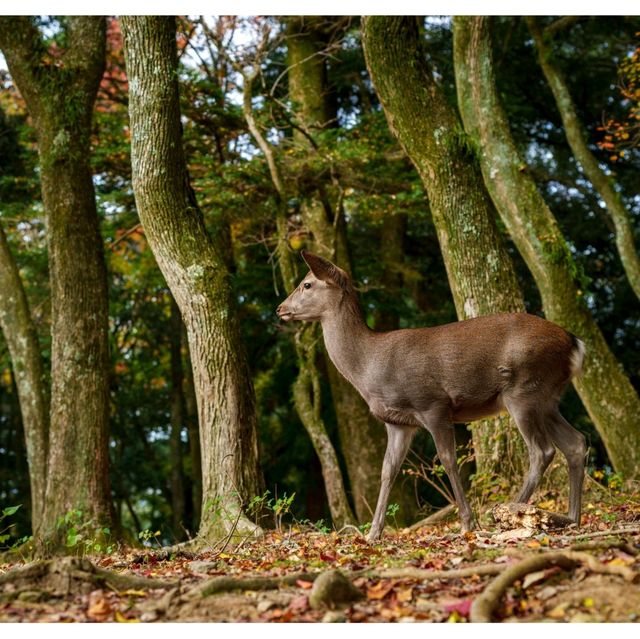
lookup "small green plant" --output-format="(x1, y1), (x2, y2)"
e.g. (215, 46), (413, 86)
(313, 518), (330, 534)
(0, 504), (21, 547)
(138, 529), (162, 547)
(386, 502), (400, 528)
(270, 492), (296, 532)
(359, 521), (372, 535)
(56, 509), (115, 555)
(247, 490), (271, 525)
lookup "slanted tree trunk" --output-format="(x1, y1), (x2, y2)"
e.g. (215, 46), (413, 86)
(0, 17), (114, 550)
(0, 224), (48, 531)
(121, 16), (263, 542)
(239, 43), (356, 529)
(362, 16), (527, 481)
(454, 16), (640, 479)
(286, 18), (409, 524)
(526, 17), (640, 301)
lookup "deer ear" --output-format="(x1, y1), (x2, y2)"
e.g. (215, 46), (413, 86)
(301, 251), (348, 289)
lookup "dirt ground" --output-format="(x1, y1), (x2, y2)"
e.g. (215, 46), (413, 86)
(1, 493), (639, 623)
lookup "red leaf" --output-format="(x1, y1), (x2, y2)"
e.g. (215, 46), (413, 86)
(443, 598), (473, 617)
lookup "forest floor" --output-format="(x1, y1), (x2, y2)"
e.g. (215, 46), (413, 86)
(1, 487), (639, 623)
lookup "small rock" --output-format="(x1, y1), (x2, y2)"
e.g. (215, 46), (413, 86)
(569, 612), (595, 623)
(140, 611), (159, 622)
(321, 610), (346, 622)
(309, 570), (363, 610)
(188, 560), (219, 574)
(257, 599), (276, 613)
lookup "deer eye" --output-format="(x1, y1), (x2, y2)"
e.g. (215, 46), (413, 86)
(303, 282), (312, 290)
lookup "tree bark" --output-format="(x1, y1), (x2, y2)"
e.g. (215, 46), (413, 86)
(0, 17), (114, 549)
(454, 16), (640, 479)
(362, 16), (527, 481)
(182, 324), (202, 531)
(526, 17), (640, 301)
(287, 18), (403, 524)
(169, 296), (186, 539)
(121, 16), (263, 542)
(0, 225), (49, 531)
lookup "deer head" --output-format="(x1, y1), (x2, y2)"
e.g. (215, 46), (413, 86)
(276, 251), (351, 322)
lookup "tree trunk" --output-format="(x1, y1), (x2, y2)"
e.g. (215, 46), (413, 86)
(121, 16), (263, 542)
(239, 41), (356, 529)
(454, 16), (640, 479)
(169, 296), (186, 540)
(362, 16), (527, 481)
(526, 17), (640, 301)
(0, 17), (114, 550)
(0, 224), (49, 531)
(183, 324), (202, 531)
(286, 18), (409, 524)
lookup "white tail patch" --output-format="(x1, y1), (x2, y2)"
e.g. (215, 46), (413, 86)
(570, 338), (586, 378)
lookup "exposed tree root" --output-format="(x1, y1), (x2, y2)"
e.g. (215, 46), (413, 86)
(187, 569), (323, 598)
(371, 564), (504, 581)
(470, 550), (640, 622)
(0, 557), (178, 602)
(470, 553), (576, 622)
(544, 525), (640, 542)
(569, 539), (639, 555)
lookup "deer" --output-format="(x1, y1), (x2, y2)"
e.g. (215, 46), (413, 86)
(276, 250), (587, 541)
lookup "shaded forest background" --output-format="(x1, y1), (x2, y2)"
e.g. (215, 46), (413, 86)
(0, 15), (639, 550)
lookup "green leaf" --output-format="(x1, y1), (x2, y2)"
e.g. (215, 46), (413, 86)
(2, 505), (21, 517)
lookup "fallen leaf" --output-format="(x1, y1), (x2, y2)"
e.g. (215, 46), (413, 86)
(443, 598), (473, 618)
(296, 579), (313, 589)
(87, 591), (112, 621)
(366, 580), (395, 600)
(115, 610), (139, 623)
(547, 602), (570, 619)
(395, 586), (414, 603)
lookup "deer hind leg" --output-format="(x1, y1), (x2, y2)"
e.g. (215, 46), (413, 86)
(505, 398), (556, 505)
(546, 410), (586, 524)
(419, 414), (475, 532)
(367, 423), (416, 541)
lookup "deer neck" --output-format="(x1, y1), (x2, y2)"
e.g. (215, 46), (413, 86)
(320, 299), (372, 391)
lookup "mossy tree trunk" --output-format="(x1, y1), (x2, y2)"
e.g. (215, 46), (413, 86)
(239, 37), (356, 529)
(287, 17), (411, 524)
(362, 16), (527, 482)
(121, 16), (263, 542)
(454, 16), (640, 479)
(0, 17), (114, 550)
(0, 224), (49, 532)
(526, 17), (640, 301)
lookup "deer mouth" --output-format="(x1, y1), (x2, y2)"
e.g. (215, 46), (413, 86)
(277, 308), (293, 321)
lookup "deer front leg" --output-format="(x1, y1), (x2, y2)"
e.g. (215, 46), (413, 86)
(367, 424), (416, 541)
